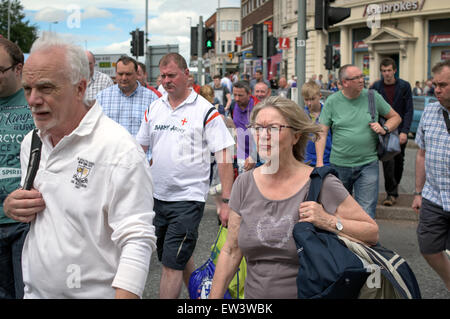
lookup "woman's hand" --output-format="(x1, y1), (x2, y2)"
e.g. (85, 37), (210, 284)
(298, 201), (334, 231)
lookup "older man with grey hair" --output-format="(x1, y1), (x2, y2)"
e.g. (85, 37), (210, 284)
(3, 33), (156, 299)
(85, 50), (113, 103)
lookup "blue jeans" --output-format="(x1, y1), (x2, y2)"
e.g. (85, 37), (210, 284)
(331, 160), (379, 219)
(0, 222), (29, 299)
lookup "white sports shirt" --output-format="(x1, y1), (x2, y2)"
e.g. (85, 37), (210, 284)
(20, 102), (156, 298)
(136, 90), (235, 202)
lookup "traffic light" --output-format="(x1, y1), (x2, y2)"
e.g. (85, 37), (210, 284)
(324, 44), (333, 70)
(333, 52), (340, 69)
(252, 24), (263, 57)
(190, 26), (198, 56)
(267, 35), (278, 57)
(138, 30), (144, 56)
(315, 0), (351, 31)
(130, 31), (137, 56)
(204, 28), (215, 51)
(130, 30), (144, 57)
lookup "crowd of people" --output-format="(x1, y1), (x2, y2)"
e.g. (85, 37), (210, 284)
(0, 32), (449, 300)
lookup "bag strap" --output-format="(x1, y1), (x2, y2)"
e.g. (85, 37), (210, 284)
(306, 166), (339, 203)
(368, 89), (376, 123)
(23, 129), (42, 190)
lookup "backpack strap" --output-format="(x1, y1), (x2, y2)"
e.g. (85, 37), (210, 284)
(306, 166), (338, 203)
(368, 89), (376, 123)
(23, 129), (42, 190)
(203, 106), (218, 127)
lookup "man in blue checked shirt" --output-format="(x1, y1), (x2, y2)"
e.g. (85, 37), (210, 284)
(412, 59), (450, 291)
(96, 55), (159, 142)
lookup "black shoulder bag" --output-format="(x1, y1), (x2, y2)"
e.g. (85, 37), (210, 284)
(23, 129), (42, 190)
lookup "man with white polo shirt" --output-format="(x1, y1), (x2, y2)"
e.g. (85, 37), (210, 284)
(136, 52), (235, 299)
(3, 33), (156, 299)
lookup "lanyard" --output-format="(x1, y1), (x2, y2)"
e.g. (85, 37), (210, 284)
(443, 108), (450, 134)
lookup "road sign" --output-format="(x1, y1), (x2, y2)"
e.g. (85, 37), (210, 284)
(278, 37), (290, 49)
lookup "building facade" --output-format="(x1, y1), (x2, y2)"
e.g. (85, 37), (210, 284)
(275, 0), (450, 86)
(240, 0), (285, 80)
(205, 7), (241, 77)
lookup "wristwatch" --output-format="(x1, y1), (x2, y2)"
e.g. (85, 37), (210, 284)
(382, 125), (390, 134)
(335, 218), (343, 233)
(222, 198), (230, 204)
(413, 191), (422, 196)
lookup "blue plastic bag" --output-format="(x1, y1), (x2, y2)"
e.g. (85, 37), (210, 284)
(188, 227), (232, 299)
(188, 257), (232, 299)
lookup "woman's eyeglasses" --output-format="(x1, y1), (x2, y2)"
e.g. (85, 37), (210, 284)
(247, 124), (294, 135)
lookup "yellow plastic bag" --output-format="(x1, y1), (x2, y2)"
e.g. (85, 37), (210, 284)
(211, 225), (247, 299)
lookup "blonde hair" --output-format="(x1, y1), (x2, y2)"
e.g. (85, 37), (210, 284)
(250, 96), (322, 162)
(301, 80), (321, 99)
(199, 85), (215, 104)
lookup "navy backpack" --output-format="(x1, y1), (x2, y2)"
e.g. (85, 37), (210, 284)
(293, 167), (421, 299)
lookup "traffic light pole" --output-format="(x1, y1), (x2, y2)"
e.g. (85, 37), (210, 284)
(296, 0), (306, 108)
(197, 16), (204, 86)
(263, 23), (268, 83)
(145, 0), (150, 84)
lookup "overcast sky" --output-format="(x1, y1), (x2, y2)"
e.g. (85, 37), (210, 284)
(21, 0), (241, 61)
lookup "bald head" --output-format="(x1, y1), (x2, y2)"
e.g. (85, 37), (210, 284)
(85, 51), (95, 79)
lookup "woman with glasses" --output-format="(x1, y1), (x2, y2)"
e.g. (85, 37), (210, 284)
(210, 96), (378, 299)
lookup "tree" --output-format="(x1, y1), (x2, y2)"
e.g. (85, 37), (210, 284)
(0, 0), (38, 53)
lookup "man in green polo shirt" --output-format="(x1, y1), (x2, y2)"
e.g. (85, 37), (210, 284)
(315, 64), (401, 219)
(0, 38), (35, 299)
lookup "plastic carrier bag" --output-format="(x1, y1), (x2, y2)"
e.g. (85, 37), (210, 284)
(188, 226), (232, 299)
(211, 225), (246, 299)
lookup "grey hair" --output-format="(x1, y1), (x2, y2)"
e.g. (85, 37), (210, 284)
(250, 96), (322, 162)
(30, 32), (90, 86)
(338, 64), (355, 82)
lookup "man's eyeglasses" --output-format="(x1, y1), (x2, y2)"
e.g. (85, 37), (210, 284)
(0, 64), (15, 75)
(247, 124), (294, 135)
(345, 74), (365, 81)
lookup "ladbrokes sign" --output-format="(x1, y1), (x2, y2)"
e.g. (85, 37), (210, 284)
(363, 0), (426, 17)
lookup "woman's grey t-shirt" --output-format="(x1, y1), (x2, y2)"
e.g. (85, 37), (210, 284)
(229, 169), (349, 299)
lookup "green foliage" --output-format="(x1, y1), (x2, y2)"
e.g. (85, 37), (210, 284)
(0, 0), (38, 53)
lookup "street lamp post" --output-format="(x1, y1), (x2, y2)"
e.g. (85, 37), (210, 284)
(49, 21), (58, 32)
(7, 0), (12, 40)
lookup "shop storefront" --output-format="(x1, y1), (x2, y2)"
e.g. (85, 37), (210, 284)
(309, 0), (450, 86)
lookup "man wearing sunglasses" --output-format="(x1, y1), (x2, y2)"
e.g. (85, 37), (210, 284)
(316, 64), (401, 219)
(0, 38), (35, 299)
(413, 60), (450, 291)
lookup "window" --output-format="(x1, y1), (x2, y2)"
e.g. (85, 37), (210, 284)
(221, 40), (226, 53)
(227, 40), (232, 52)
(234, 20), (240, 32)
(227, 20), (233, 31)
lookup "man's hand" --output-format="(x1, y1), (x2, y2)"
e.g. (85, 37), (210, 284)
(369, 122), (386, 135)
(411, 194), (422, 214)
(244, 156), (256, 171)
(399, 132), (408, 145)
(218, 200), (230, 227)
(3, 188), (46, 223)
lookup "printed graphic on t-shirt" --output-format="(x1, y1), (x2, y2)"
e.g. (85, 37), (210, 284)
(71, 158), (94, 189)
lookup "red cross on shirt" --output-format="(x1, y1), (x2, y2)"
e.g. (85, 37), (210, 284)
(181, 118), (188, 125)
